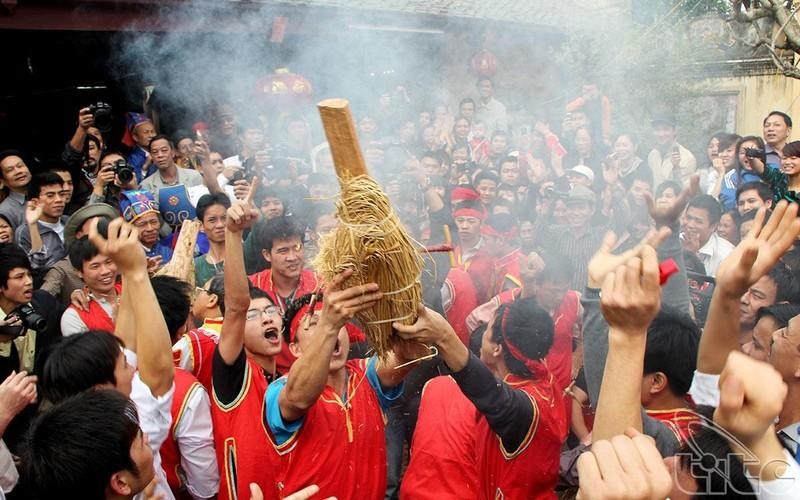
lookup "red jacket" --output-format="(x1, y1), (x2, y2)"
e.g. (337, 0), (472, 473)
(476, 374), (567, 499)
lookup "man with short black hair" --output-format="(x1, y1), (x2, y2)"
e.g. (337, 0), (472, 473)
(60, 237), (119, 336)
(683, 194), (733, 277)
(395, 297), (567, 498)
(249, 215), (319, 373)
(140, 135), (205, 204)
(0, 243), (64, 454)
(736, 180), (774, 215)
(474, 170), (499, 208)
(16, 172), (69, 271)
(647, 114), (697, 187)
(763, 110), (792, 165)
(194, 193), (231, 286)
(0, 151), (32, 230)
(24, 389), (157, 499)
(739, 261), (799, 346)
(474, 77), (508, 135)
(32, 216), (175, 499)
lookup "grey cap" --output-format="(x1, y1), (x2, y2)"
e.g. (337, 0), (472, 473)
(566, 185), (596, 205)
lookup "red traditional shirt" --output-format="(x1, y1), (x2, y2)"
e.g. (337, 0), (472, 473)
(476, 373), (567, 500)
(401, 376), (480, 499)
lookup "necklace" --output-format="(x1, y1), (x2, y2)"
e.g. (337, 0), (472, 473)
(207, 248), (224, 271)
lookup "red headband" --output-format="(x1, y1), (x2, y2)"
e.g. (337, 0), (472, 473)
(451, 187), (480, 202)
(289, 301), (324, 342)
(481, 225), (518, 240)
(499, 306), (549, 379)
(453, 207), (486, 221)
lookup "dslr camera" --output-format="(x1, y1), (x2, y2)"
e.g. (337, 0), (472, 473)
(2, 303), (47, 336)
(744, 147), (766, 162)
(112, 158), (135, 184)
(88, 102), (113, 133)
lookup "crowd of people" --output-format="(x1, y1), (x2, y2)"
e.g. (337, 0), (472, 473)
(0, 74), (799, 500)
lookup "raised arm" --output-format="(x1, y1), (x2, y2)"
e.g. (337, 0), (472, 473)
(67, 107), (94, 153)
(394, 305), (533, 452)
(113, 273), (136, 351)
(714, 352), (793, 485)
(592, 245), (661, 441)
(88, 218), (174, 396)
(697, 202), (800, 375)
(582, 229), (680, 454)
(218, 179), (260, 365)
(279, 270), (382, 422)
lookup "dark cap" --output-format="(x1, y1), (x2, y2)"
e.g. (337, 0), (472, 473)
(651, 113), (676, 128)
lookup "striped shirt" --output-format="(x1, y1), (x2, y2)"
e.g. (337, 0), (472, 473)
(760, 166), (800, 205)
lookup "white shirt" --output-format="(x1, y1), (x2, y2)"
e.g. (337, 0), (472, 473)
(39, 219), (65, 243)
(173, 384), (219, 498)
(749, 449), (800, 499)
(697, 232), (734, 277)
(688, 370), (720, 407)
(0, 440), (17, 496)
(126, 349), (176, 500)
(647, 143), (697, 188)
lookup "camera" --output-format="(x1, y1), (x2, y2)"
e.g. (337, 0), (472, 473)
(112, 158), (134, 184)
(89, 102), (113, 133)
(745, 147), (766, 161)
(10, 303), (46, 332)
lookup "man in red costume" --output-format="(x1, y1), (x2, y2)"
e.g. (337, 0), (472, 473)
(264, 270), (427, 499)
(451, 197), (494, 303)
(212, 187), (285, 500)
(481, 213), (524, 296)
(396, 297), (568, 499)
(249, 215), (319, 373)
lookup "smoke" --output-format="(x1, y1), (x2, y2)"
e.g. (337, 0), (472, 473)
(108, 2), (453, 142)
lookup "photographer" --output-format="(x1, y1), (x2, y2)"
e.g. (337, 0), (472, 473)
(0, 243), (64, 453)
(88, 152), (139, 212)
(62, 106), (107, 207)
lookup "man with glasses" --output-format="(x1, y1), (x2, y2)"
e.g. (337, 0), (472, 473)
(119, 189), (173, 264)
(210, 188), (285, 499)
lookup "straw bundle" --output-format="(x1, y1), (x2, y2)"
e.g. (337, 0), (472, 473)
(156, 219), (200, 288)
(312, 175), (423, 358)
(315, 98), (423, 358)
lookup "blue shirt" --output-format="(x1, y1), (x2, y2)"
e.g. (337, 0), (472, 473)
(144, 238), (173, 263)
(127, 146), (156, 183)
(265, 356), (403, 445)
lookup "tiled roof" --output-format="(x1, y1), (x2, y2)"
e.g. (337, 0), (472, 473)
(267, 0), (628, 28)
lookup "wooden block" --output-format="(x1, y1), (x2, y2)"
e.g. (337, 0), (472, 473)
(317, 98), (369, 184)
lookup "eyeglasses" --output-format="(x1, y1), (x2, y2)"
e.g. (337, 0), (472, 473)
(194, 286), (210, 296)
(246, 306), (279, 321)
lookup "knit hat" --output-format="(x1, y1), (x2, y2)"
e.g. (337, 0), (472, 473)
(119, 189), (159, 223)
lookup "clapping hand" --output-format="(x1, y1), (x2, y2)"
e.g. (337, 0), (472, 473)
(645, 174), (699, 227)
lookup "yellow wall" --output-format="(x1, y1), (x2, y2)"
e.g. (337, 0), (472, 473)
(703, 73), (800, 136)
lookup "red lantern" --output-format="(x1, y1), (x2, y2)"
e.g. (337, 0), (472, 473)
(255, 68), (313, 106)
(470, 50), (497, 77)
